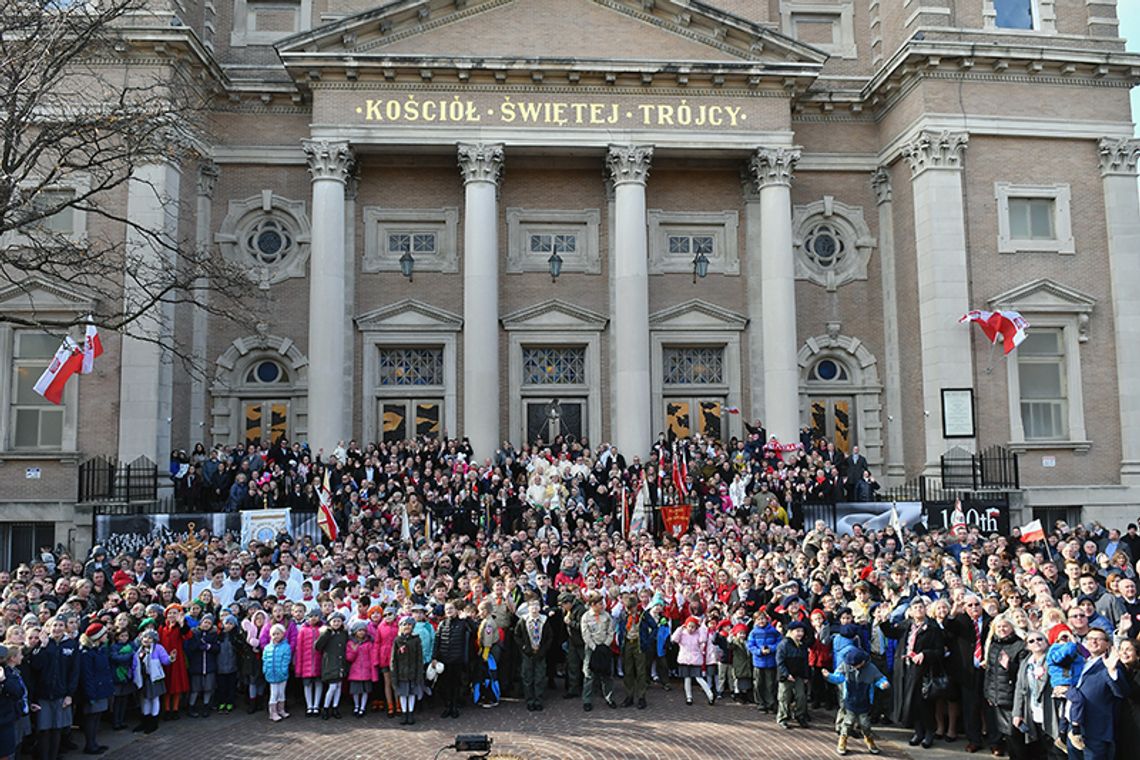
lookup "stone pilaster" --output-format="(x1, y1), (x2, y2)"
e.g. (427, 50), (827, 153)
(871, 166), (905, 481)
(189, 161), (218, 444)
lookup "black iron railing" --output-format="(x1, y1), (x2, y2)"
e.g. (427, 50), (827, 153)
(77, 456), (158, 504)
(940, 445), (1020, 491)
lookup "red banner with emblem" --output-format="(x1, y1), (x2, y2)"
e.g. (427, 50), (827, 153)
(660, 504), (692, 538)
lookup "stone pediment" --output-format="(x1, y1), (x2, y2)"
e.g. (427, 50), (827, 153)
(355, 299), (463, 331)
(278, 0), (826, 66)
(0, 276), (96, 314)
(650, 299), (747, 330)
(987, 278), (1096, 313)
(501, 299), (608, 331)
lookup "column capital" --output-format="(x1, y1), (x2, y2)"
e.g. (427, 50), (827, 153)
(302, 139), (354, 183)
(457, 142), (504, 186)
(870, 166), (892, 205)
(196, 161), (219, 198)
(900, 130), (968, 178)
(606, 144), (653, 186)
(749, 147), (801, 190)
(1098, 137), (1140, 177)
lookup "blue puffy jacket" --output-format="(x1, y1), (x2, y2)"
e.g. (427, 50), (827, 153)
(1046, 641), (1085, 688)
(185, 628), (219, 676)
(746, 623), (781, 668)
(262, 640), (292, 684)
(79, 644), (114, 702)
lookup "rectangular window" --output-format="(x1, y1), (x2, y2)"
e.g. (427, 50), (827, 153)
(378, 347), (444, 386)
(663, 347), (724, 385)
(1008, 198), (1054, 241)
(664, 398), (723, 440)
(380, 399), (442, 443)
(995, 0), (1034, 29)
(522, 346), (586, 385)
(386, 231), (438, 256)
(1018, 329), (1067, 440)
(25, 189), (76, 234)
(666, 234), (714, 258)
(11, 333), (66, 450)
(528, 233), (577, 256)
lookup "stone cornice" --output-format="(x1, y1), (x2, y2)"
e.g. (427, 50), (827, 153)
(457, 142), (504, 185)
(900, 130), (968, 178)
(606, 145), (653, 186)
(1098, 137), (1140, 177)
(302, 139), (354, 182)
(749, 147), (801, 190)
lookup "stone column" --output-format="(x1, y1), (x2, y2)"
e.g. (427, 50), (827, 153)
(749, 147), (802, 445)
(118, 161), (181, 466)
(606, 144), (653, 459)
(1098, 138), (1140, 485)
(302, 139), (353, 457)
(189, 161), (218, 444)
(901, 130), (975, 471)
(741, 172), (765, 431)
(457, 142), (504, 460)
(871, 167), (906, 481)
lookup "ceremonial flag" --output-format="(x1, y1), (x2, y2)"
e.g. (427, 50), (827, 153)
(959, 309), (1030, 354)
(1019, 518), (1046, 544)
(621, 485), (629, 538)
(400, 503), (411, 543)
(671, 445), (687, 500)
(629, 474), (649, 535)
(317, 469), (337, 542)
(889, 502), (905, 547)
(723, 405), (741, 415)
(661, 504), (693, 539)
(81, 317), (103, 374)
(33, 337), (82, 405)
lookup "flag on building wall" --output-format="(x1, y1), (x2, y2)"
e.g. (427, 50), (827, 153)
(33, 337), (82, 405)
(959, 309), (1030, 354)
(81, 317), (103, 374)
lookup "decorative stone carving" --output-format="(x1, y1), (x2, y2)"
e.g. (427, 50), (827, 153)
(457, 142), (505, 185)
(302, 139), (354, 183)
(606, 144), (653, 186)
(197, 162), (219, 198)
(870, 166), (892, 205)
(900, 130), (968, 177)
(749, 147), (801, 190)
(1098, 137), (1140, 176)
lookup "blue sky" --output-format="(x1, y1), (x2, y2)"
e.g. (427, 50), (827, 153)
(1124, 4), (1140, 135)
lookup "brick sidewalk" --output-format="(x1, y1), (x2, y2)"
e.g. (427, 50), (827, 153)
(104, 693), (922, 760)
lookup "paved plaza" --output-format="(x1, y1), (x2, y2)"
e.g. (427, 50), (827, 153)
(99, 694), (937, 760)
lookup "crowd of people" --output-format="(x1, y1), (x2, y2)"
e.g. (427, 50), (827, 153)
(0, 426), (1138, 760)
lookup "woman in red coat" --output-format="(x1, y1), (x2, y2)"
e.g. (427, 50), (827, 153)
(158, 604), (192, 718)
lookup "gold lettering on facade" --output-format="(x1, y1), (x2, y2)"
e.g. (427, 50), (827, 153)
(357, 96), (749, 129)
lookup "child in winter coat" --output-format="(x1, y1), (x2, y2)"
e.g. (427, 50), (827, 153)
(391, 617), (424, 725)
(728, 623), (753, 702)
(1046, 623), (1086, 746)
(823, 647), (890, 756)
(648, 600), (672, 689)
(369, 607), (399, 716)
(0, 643), (29, 760)
(109, 628), (136, 730)
(808, 609), (834, 710)
(158, 604), (191, 718)
(671, 616), (714, 706)
(345, 621), (376, 717)
(215, 616), (240, 713)
(295, 609), (323, 716)
(133, 629), (170, 735)
(315, 612), (349, 719)
(775, 621), (810, 729)
(747, 609), (781, 712)
(184, 614), (218, 717)
(240, 609), (268, 713)
(261, 624), (292, 722)
(78, 623), (113, 754)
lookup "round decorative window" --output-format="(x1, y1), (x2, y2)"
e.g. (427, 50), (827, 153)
(243, 217), (295, 266)
(803, 223), (847, 269)
(811, 359), (848, 382)
(245, 360), (288, 384)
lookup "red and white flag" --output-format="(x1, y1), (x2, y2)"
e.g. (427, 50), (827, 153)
(1019, 518), (1046, 544)
(81, 317), (103, 374)
(671, 445), (688, 500)
(317, 469), (338, 542)
(629, 474), (650, 535)
(959, 309), (1030, 355)
(33, 337), (83, 405)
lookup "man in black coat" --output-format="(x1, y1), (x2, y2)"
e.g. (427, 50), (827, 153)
(943, 593), (991, 752)
(842, 447), (871, 501)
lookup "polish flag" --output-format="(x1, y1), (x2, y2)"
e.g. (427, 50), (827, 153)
(81, 318), (103, 374)
(317, 469), (338, 542)
(33, 337), (83, 405)
(1019, 519), (1046, 544)
(671, 446), (687, 500)
(959, 309), (1030, 355)
(629, 474), (650, 535)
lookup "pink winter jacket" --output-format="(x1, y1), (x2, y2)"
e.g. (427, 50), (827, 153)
(293, 622), (322, 678)
(345, 637), (376, 682)
(369, 620), (398, 672)
(671, 626), (709, 667)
